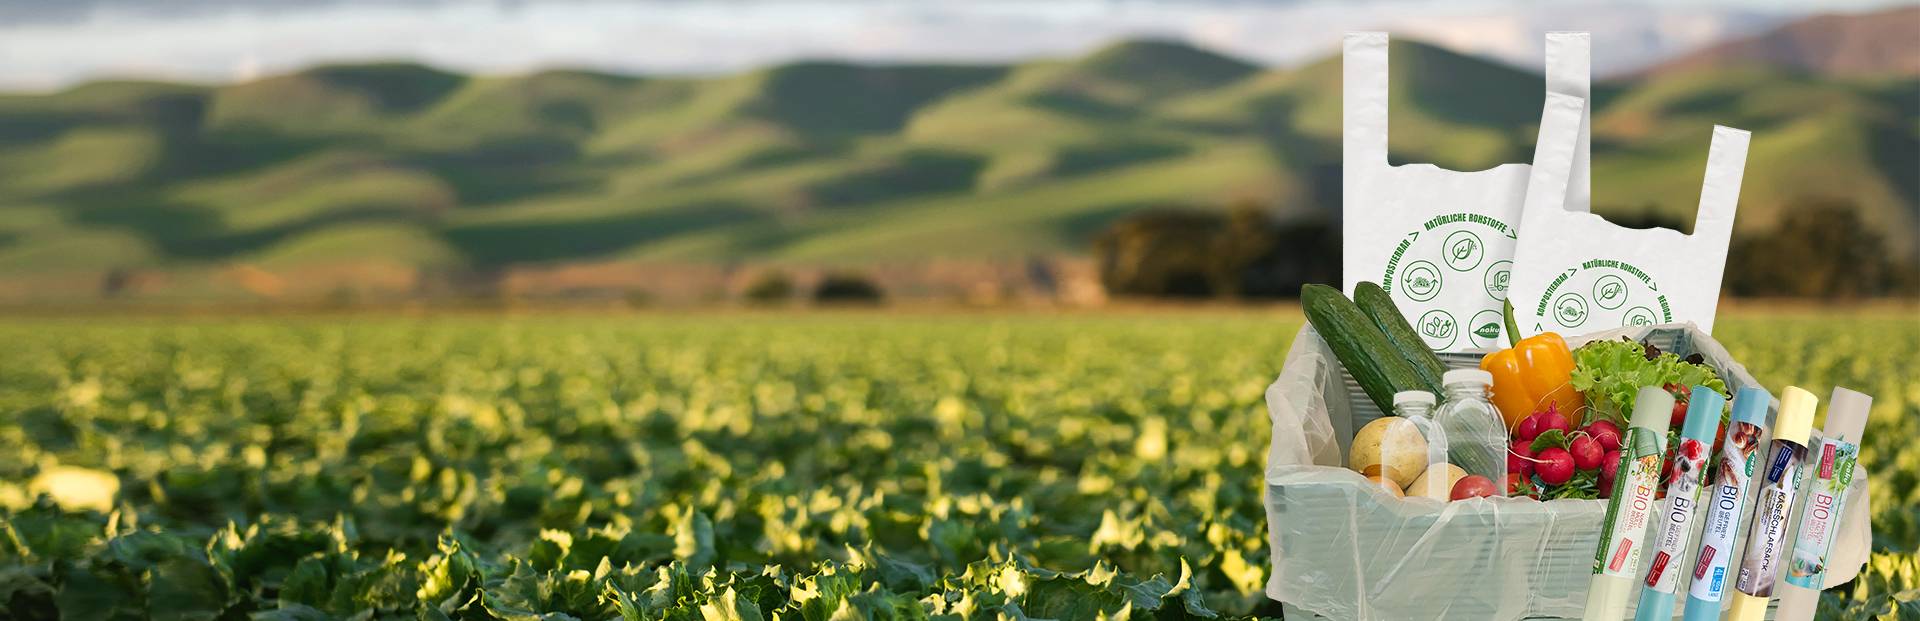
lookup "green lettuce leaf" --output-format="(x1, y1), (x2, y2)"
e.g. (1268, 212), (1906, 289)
(1569, 338), (1727, 425)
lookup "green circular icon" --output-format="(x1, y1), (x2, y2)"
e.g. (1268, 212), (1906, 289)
(1416, 309), (1458, 350)
(1593, 275), (1629, 310)
(1483, 260), (1512, 301)
(1442, 230), (1485, 272)
(1552, 292), (1589, 328)
(1623, 306), (1659, 327)
(1468, 309), (1504, 349)
(1403, 261), (1442, 302)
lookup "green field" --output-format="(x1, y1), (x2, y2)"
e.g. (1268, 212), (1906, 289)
(0, 311), (1915, 619)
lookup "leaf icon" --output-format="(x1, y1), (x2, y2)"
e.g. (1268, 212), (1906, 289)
(1601, 282), (1622, 300)
(1475, 323), (1500, 339)
(1452, 239), (1475, 260)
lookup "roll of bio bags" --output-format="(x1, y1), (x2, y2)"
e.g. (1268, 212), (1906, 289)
(1341, 31), (1591, 352)
(1507, 97), (1750, 335)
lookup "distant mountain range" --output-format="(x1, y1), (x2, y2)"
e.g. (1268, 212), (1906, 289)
(0, 7), (1911, 283)
(1638, 6), (1920, 78)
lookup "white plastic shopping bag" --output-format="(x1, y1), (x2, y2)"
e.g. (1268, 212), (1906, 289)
(1343, 32), (1591, 353)
(1509, 97), (1750, 335)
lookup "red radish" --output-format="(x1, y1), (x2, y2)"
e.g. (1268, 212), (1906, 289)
(1507, 443), (1535, 478)
(1585, 420), (1622, 452)
(1503, 472), (1532, 498)
(1451, 475), (1498, 500)
(1535, 448), (1575, 485)
(1570, 435), (1604, 471)
(1599, 449), (1622, 498)
(1516, 414), (1543, 442)
(1539, 408), (1572, 437)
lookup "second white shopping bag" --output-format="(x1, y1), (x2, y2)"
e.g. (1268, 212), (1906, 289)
(1342, 31), (1591, 353)
(1507, 96), (1750, 335)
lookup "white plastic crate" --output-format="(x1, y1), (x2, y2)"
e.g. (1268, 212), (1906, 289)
(1262, 323), (1873, 620)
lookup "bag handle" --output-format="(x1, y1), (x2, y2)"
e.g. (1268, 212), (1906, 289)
(1346, 32), (1591, 170)
(1689, 126), (1750, 244)
(1343, 32), (1391, 167)
(1519, 92), (1590, 223)
(1545, 32), (1592, 213)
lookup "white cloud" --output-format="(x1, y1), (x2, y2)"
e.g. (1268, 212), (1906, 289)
(0, 0), (1891, 90)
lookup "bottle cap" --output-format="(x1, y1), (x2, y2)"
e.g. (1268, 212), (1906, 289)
(1393, 391), (1436, 408)
(1629, 386), (1675, 435)
(1725, 592), (1766, 621)
(1775, 585), (1818, 621)
(1681, 594), (1724, 621)
(1441, 368), (1493, 387)
(1824, 386), (1872, 443)
(1773, 386), (1818, 445)
(1729, 386), (1771, 427)
(1680, 386), (1724, 441)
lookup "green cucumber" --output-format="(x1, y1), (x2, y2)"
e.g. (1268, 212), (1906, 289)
(1300, 284), (1430, 414)
(1352, 281), (1447, 393)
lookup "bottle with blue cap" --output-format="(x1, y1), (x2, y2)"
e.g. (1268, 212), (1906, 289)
(1633, 386), (1725, 621)
(1682, 386), (1774, 621)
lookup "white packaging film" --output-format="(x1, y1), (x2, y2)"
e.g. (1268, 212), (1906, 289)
(1262, 323), (1875, 620)
(1508, 96), (1750, 335)
(1341, 32), (1590, 352)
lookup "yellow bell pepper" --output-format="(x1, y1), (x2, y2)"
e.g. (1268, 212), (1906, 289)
(1479, 301), (1586, 431)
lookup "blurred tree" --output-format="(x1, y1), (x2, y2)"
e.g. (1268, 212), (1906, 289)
(1095, 208), (1223, 298)
(1726, 198), (1918, 299)
(814, 272), (884, 304)
(1093, 201), (1337, 299)
(1598, 203), (1690, 234)
(100, 268), (134, 298)
(743, 270), (795, 305)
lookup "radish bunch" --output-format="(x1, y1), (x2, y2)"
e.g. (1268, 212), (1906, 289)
(1506, 403), (1622, 500)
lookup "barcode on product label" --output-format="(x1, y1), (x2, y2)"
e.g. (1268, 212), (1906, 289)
(1694, 546), (1716, 579)
(1646, 551), (1671, 587)
(1610, 540), (1633, 572)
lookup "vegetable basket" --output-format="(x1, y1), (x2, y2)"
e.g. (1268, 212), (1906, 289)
(1262, 322), (1874, 620)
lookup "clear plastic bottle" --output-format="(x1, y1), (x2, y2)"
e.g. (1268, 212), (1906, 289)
(1392, 390), (1452, 498)
(1433, 369), (1508, 496)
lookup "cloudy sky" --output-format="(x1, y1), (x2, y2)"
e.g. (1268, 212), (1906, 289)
(0, 0), (1905, 91)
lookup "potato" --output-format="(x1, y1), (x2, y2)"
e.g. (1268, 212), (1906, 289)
(1408, 463), (1468, 501)
(1363, 473), (1405, 498)
(1350, 417), (1428, 488)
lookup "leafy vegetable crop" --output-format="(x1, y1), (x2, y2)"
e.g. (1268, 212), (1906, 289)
(0, 312), (1913, 620)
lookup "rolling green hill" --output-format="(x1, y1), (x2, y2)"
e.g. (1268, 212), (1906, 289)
(0, 37), (1912, 278)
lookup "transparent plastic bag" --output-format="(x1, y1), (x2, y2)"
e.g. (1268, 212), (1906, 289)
(1263, 323), (1873, 620)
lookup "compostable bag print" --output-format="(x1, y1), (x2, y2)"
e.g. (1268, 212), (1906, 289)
(1342, 32), (1591, 353)
(1509, 102), (1749, 334)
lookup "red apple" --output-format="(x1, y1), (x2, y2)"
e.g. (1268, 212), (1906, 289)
(1451, 475), (1499, 500)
